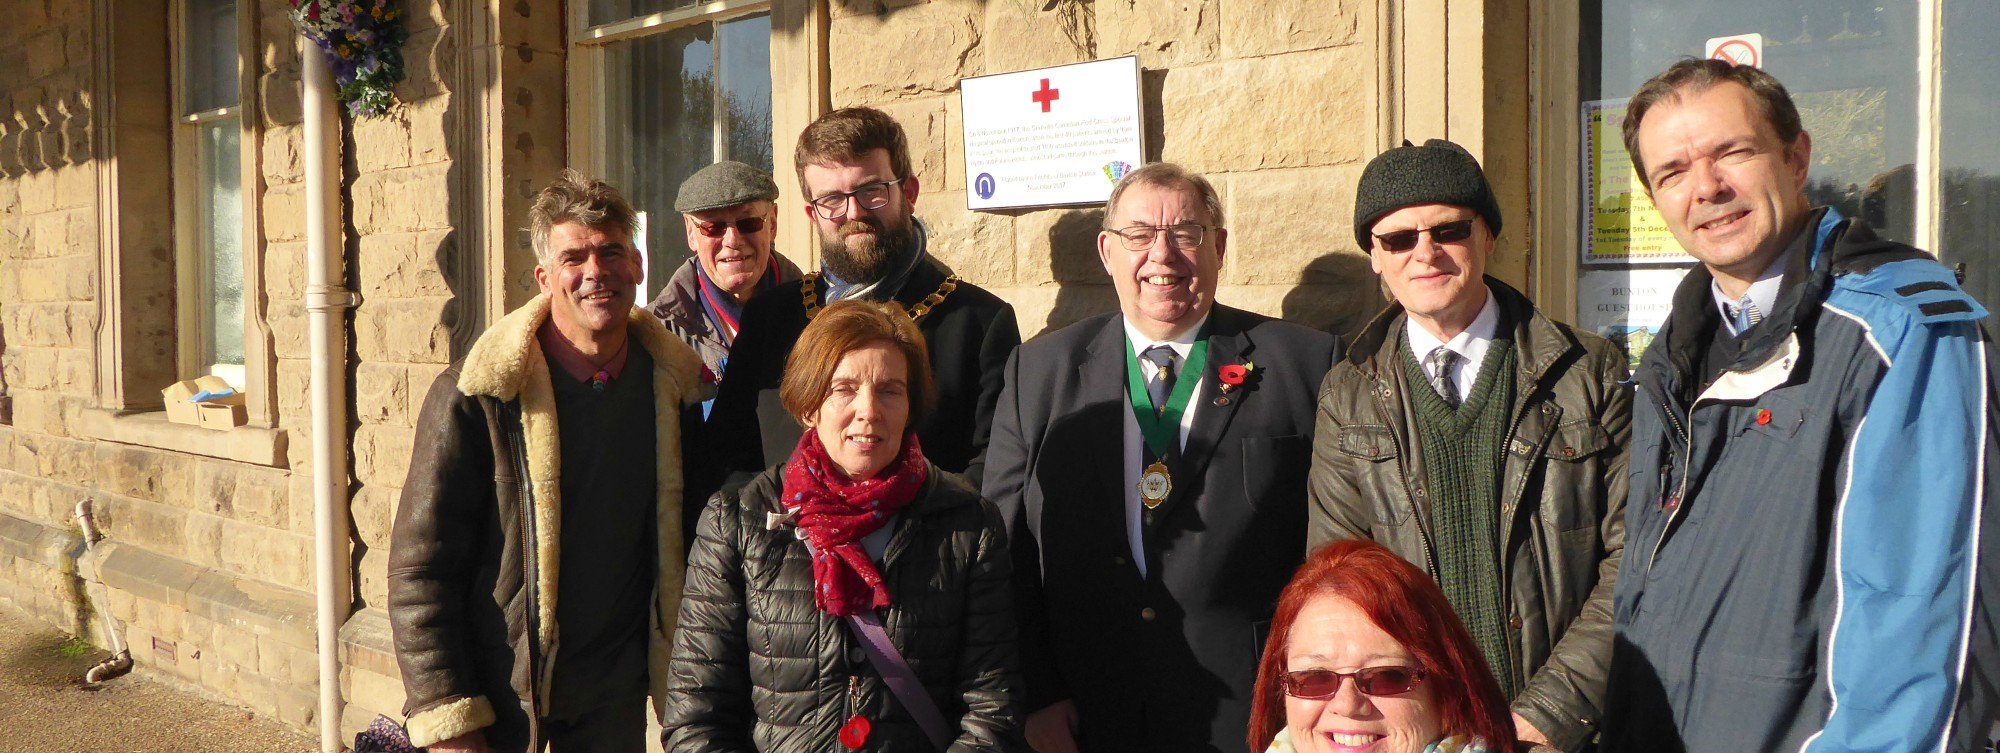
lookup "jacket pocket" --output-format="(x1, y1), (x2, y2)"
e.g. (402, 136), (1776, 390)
(1542, 420), (1615, 535)
(1335, 424), (1396, 461)
(1332, 425), (1407, 526)
(1733, 399), (1805, 440)
(1547, 419), (1613, 462)
(1241, 434), (1310, 506)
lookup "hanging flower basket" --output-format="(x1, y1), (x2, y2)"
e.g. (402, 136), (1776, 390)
(288, 0), (410, 117)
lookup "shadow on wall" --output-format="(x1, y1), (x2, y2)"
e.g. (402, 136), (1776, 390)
(1038, 207), (1120, 338)
(1282, 253), (1384, 340)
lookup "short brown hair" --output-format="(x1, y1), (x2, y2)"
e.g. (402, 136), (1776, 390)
(1622, 58), (1805, 191)
(529, 169), (639, 264)
(779, 300), (935, 431)
(1104, 162), (1226, 228)
(793, 107), (913, 195)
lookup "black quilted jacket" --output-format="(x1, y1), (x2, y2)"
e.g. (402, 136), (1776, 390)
(663, 462), (1026, 752)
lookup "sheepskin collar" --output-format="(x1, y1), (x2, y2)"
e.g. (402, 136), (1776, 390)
(456, 294), (704, 403)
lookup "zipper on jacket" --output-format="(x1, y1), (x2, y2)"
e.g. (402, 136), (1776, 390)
(1643, 394), (1698, 575)
(508, 418), (544, 740)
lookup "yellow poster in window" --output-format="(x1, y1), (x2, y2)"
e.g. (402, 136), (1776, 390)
(1581, 99), (1693, 264)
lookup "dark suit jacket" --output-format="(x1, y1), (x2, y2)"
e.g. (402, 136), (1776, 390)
(984, 305), (1339, 753)
(693, 255), (1021, 513)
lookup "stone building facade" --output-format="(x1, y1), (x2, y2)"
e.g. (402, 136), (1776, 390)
(0, 0), (1543, 741)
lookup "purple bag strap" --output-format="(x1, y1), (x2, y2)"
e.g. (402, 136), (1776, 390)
(846, 610), (952, 749)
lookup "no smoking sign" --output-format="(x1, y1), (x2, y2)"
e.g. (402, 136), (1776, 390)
(1704, 33), (1763, 68)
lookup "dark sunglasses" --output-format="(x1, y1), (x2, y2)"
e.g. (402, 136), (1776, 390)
(694, 217), (769, 238)
(1372, 219), (1477, 252)
(1281, 666), (1427, 699)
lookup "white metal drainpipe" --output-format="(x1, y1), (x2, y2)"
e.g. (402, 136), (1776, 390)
(301, 37), (357, 753)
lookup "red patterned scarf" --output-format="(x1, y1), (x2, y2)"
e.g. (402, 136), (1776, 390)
(780, 431), (929, 616)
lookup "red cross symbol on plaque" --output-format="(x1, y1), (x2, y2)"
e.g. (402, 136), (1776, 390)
(1031, 78), (1060, 112)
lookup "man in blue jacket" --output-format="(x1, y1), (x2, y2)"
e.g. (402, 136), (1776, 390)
(1605, 58), (2000, 751)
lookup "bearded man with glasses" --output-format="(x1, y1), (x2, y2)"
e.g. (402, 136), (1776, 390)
(1306, 138), (1632, 751)
(986, 162), (1338, 752)
(645, 161), (802, 403)
(696, 107), (1020, 505)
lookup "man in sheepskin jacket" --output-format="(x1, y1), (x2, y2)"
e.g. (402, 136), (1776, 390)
(388, 171), (707, 753)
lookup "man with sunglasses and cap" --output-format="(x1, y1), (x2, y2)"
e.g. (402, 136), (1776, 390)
(1308, 138), (1632, 751)
(645, 160), (802, 397)
(696, 106), (1020, 498)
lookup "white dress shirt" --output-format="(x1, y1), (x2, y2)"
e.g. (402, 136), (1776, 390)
(1119, 314), (1208, 578)
(1406, 287), (1502, 404)
(1710, 249), (1789, 336)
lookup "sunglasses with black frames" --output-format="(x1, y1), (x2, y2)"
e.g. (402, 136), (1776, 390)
(1371, 218), (1477, 252)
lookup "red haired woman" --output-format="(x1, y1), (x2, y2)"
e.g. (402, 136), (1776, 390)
(1248, 540), (1524, 753)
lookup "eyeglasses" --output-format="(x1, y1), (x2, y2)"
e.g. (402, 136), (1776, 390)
(1107, 222), (1213, 250)
(810, 178), (905, 220)
(693, 216), (769, 238)
(1281, 666), (1427, 699)
(1372, 219), (1477, 252)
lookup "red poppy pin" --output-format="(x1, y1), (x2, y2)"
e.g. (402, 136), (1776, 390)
(1215, 361), (1256, 405)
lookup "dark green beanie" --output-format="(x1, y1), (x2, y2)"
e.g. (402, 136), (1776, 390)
(1352, 138), (1502, 251)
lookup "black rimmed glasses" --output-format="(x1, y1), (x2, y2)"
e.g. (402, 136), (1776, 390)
(1107, 222), (1213, 250)
(810, 178), (906, 220)
(693, 216), (769, 238)
(1372, 219), (1476, 252)
(1280, 666), (1427, 699)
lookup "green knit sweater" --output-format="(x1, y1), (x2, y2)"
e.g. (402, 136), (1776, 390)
(1402, 334), (1519, 698)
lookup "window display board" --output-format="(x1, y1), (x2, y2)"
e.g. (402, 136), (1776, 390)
(1580, 98), (1693, 265)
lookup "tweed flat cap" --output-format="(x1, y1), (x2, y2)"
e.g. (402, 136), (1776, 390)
(675, 161), (780, 214)
(1352, 138), (1502, 251)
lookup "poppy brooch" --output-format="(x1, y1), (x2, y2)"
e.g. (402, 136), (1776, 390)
(1215, 361), (1256, 405)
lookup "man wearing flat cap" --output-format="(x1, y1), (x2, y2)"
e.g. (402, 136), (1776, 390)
(1307, 138), (1631, 750)
(645, 160), (802, 391)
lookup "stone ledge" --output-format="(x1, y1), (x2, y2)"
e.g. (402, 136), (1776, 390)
(95, 539), (317, 651)
(82, 408), (288, 467)
(339, 606), (398, 680)
(0, 510), (82, 564)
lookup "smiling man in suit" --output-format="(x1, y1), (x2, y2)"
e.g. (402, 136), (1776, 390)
(985, 163), (1340, 753)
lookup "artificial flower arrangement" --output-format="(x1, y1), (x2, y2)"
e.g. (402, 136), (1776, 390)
(288, 0), (409, 117)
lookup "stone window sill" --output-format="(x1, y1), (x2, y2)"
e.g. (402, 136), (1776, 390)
(83, 409), (288, 467)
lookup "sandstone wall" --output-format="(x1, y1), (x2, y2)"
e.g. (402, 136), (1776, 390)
(820, 0), (1388, 338)
(0, 0), (470, 737)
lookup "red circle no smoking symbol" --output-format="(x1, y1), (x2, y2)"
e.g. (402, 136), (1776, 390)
(1712, 39), (1758, 67)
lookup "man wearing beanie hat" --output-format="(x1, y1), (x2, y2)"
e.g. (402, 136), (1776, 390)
(645, 160), (802, 392)
(1308, 138), (1632, 750)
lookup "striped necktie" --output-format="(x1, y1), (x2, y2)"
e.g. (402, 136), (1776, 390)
(1425, 346), (1463, 409)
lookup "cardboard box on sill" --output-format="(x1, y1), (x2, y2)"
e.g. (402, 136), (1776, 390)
(195, 400), (247, 430)
(161, 376), (245, 427)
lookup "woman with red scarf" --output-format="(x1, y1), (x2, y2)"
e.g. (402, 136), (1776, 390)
(664, 300), (1025, 752)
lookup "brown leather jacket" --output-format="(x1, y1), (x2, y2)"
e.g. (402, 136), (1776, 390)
(1307, 279), (1630, 751)
(387, 297), (704, 750)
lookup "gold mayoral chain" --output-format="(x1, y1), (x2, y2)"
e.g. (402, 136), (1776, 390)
(800, 271), (960, 323)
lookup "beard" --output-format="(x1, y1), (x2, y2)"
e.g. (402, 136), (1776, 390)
(818, 211), (912, 285)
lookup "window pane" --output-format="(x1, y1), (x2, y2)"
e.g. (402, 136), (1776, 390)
(602, 23), (716, 298)
(718, 13), (773, 170)
(587, 0), (701, 28)
(181, 0), (238, 115)
(1941, 3), (2000, 307)
(1585, 0), (1920, 246)
(197, 118), (244, 369)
